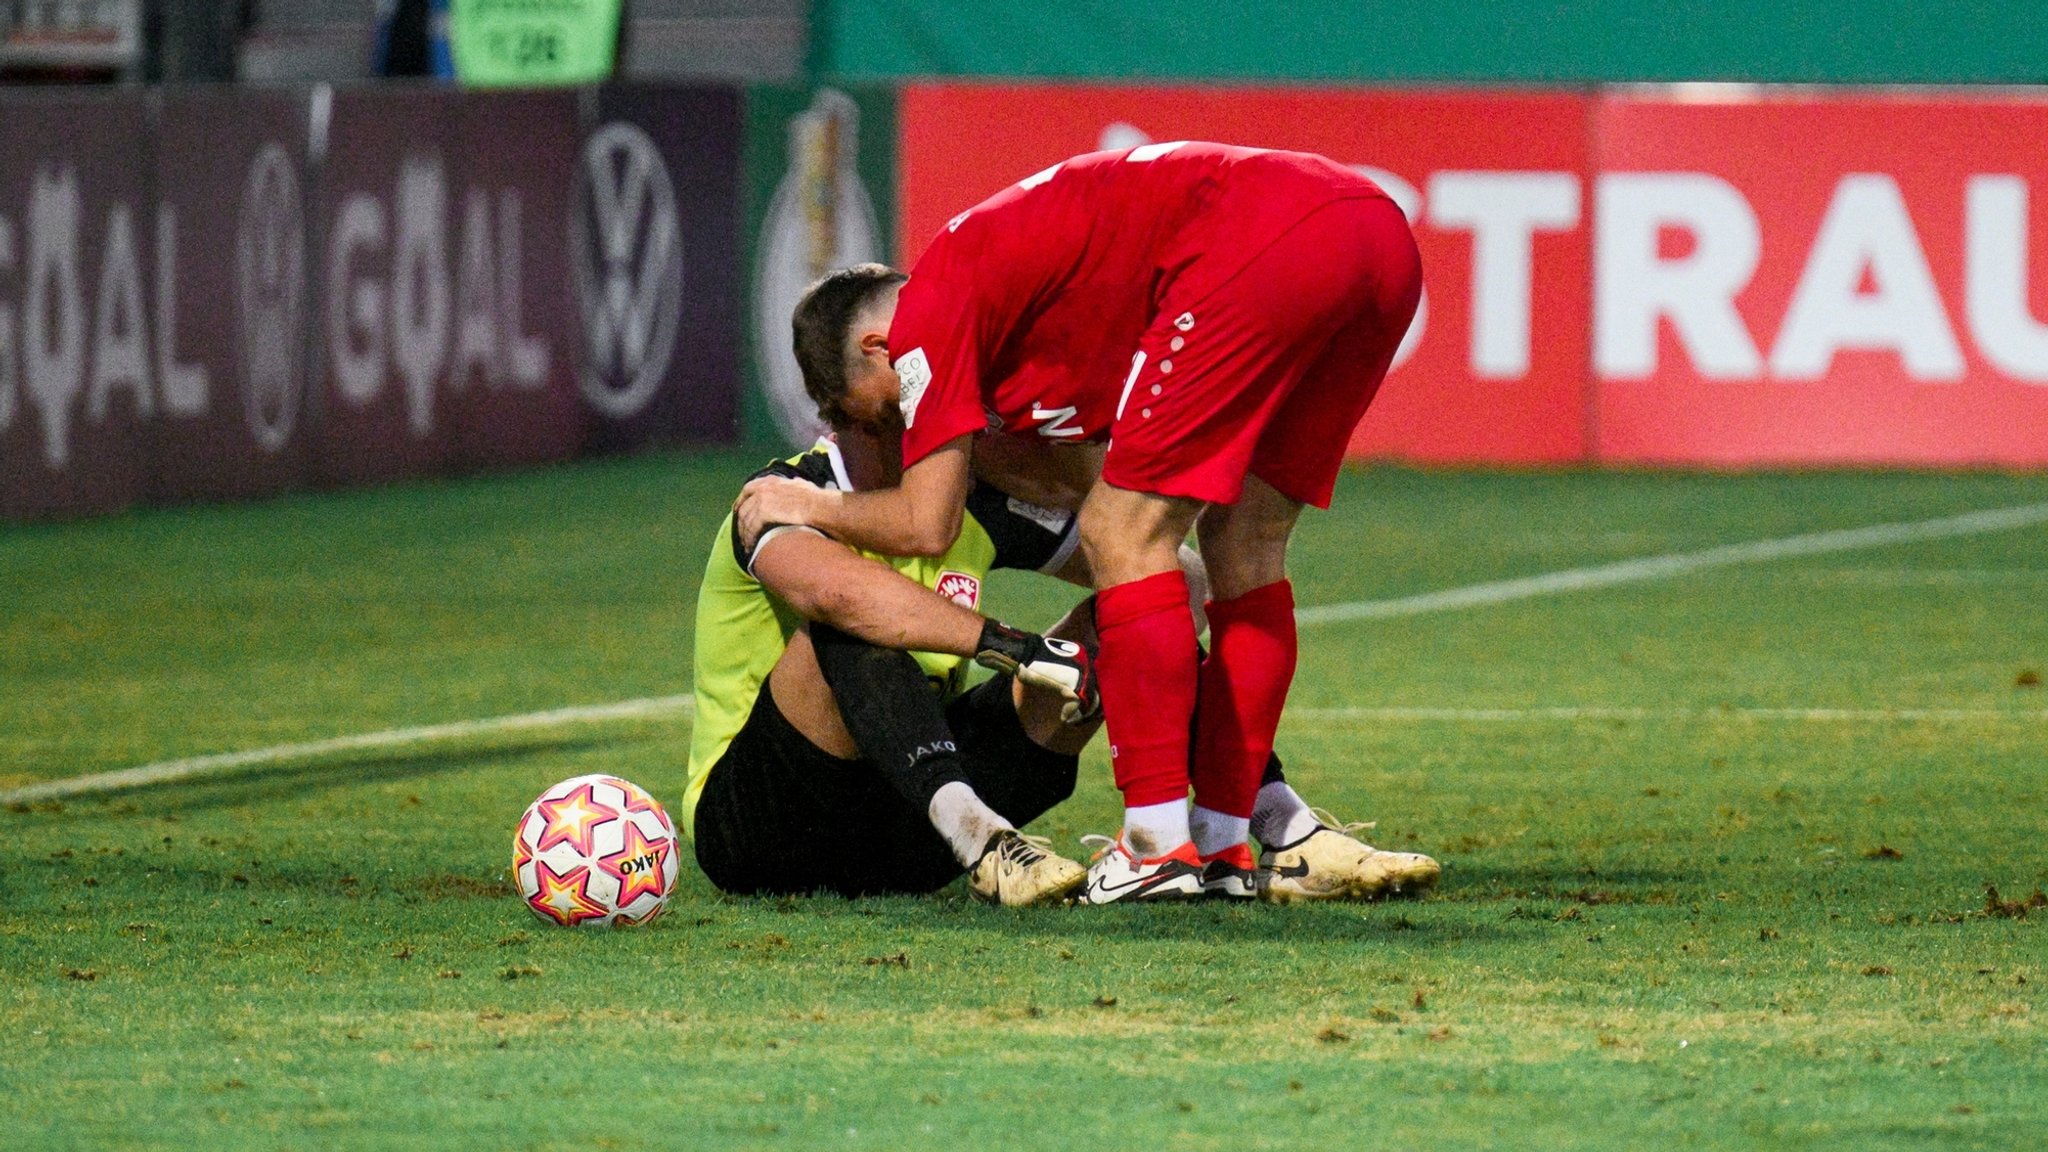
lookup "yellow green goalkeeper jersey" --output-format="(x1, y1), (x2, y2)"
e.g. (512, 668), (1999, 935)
(681, 438), (1079, 836)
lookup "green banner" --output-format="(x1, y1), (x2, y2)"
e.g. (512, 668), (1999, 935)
(812, 0), (2047, 85)
(740, 84), (898, 449)
(449, 0), (621, 87)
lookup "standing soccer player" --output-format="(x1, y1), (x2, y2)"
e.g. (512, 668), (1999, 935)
(736, 142), (1425, 903)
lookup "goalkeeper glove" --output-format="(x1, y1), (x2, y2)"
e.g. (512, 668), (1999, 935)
(974, 620), (1100, 724)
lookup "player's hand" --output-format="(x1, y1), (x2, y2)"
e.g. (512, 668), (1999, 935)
(734, 475), (826, 551)
(974, 620), (1100, 724)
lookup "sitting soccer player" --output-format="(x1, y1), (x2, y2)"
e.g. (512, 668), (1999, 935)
(685, 426), (1103, 905)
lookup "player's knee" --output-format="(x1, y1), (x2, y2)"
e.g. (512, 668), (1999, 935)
(1198, 521), (1292, 601)
(1228, 514), (1295, 553)
(1078, 489), (1193, 586)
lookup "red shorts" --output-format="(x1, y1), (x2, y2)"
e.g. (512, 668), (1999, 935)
(1100, 195), (1422, 508)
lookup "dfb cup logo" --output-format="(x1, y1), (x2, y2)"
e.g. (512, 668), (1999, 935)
(754, 89), (882, 447)
(571, 123), (683, 420)
(513, 774), (679, 928)
(236, 143), (306, 454)
(935, 570), (980, 609)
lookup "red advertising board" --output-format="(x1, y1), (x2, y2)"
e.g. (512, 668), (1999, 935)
(901, 83), (2048, 470)
(899, 83), (1596, 465)
(1593, 92), (2048, 466)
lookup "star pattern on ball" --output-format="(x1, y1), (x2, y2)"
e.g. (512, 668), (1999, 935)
(615, 901), (665, 927)
(512, 827), (534, 873)
(598, 817), (672, 908)
(527, 859), (610, 926)
(532, 783), (621, 857)
(605, 775), (672, 826)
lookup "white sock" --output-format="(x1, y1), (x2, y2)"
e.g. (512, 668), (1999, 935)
(1189, 805), (1251, 858)
(1121, 799), (1190, 859)
(1250, 781), (1320, 849)
(927, 781), (1014, 868)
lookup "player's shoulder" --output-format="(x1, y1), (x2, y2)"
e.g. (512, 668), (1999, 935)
(729, 438), (850, 576)
(742, 439), (844, 492)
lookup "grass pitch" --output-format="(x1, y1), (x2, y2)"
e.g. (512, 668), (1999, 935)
(3, 452), (2045, 1149)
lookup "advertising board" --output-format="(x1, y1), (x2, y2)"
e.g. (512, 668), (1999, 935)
(1594, 92), (2048, 466)
(0, 93), (153, 518)
(0, 83), (744, 522)
(899, 83), (1596, 466)
(900, 83), (2048, 468)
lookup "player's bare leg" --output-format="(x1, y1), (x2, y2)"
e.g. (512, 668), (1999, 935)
(1073, 482), (1209, 903)
(1195, 474), (1302, 602)
(767, 630), (861, 758)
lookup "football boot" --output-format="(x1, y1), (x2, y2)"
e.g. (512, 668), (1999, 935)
(1076, 833), (1206, 904)
(1258, 810), (1440, 903)
(967, 830), (1087, 906)
(1197, 842), (1258, 900)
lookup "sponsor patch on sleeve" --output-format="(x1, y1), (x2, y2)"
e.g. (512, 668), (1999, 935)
(895, 347), (932, 428)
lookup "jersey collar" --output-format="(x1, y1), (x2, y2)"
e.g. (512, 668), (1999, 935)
(814, 436), (856, 492)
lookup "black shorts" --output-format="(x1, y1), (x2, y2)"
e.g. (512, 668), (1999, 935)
(693, 674), (1080, 898)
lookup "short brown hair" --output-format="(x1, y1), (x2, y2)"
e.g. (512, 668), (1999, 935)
(790, 263), (907, 428)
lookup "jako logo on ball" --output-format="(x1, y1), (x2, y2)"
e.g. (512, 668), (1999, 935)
(513, 774), (678, 928)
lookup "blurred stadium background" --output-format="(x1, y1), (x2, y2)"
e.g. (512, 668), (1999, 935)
(5, 0), (2048, 519)
(4, 3), (2045, 1147)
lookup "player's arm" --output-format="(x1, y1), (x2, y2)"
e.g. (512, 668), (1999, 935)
(749, 526), (1097, 712)
(751, 528), (981, 656)
(736, 436), (974, 559)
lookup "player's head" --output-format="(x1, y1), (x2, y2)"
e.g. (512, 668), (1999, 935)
(791, 263), (907, 436)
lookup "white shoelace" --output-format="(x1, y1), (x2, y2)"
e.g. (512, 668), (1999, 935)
(1310, 807), (1378, 843)
(1077, 833), (1123, 863)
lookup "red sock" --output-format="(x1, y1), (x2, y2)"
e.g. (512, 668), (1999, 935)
(1096, 570), (1198, 809)
(1192, 579), (1297, 819)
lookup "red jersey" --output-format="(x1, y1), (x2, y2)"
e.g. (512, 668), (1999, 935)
(891, 142), (1388, 468)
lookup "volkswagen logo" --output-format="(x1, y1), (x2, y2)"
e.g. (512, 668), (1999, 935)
(571, 122), (683, 419)
(236, 143), (305, 454)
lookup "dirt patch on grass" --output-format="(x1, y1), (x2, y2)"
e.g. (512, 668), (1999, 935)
(1984, 885), (2047, 919)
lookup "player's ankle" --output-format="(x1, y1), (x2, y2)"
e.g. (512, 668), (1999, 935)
(1251, 781), (1319, 849)
(1122, 799), (1191, 858)
(1189, 805), (1251, 858)
(929, 781), (1014, 868)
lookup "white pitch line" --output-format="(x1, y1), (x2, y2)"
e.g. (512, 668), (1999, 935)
(1295, 501), (2048, 625)
(0, 695), (695, 806)
(1290, 706), (2048, 723)
(14, 501), (2048, 806)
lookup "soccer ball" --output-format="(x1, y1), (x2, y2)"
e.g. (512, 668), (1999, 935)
(512, 774), (679, 927)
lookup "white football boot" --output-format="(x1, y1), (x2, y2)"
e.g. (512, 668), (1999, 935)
(1076, 833), (1206, 905)
(1197, 843), (1259, 900)
(967, 830), (1087, 906)
(1257, 810), (1441, 903)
